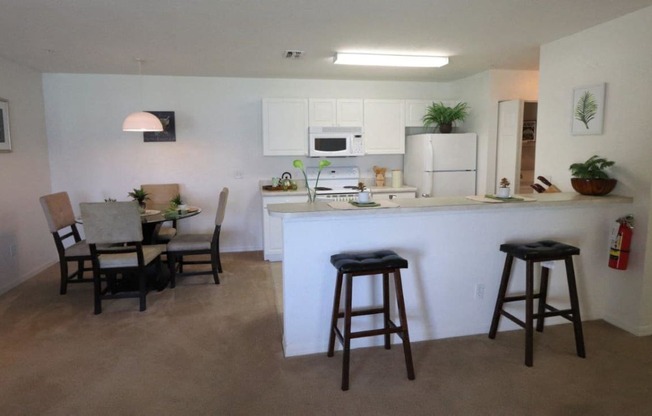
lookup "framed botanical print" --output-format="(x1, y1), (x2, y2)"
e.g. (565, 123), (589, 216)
(571, 83), (605, 135)
(0, 99), (11, 152)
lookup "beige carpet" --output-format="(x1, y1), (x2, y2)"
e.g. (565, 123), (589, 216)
(1, 251), (652, 415)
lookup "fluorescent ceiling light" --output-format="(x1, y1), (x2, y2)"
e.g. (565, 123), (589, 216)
(334, 53), (448, 68)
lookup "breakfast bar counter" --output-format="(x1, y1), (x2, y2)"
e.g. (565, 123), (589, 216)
(269, 193), (633, 357)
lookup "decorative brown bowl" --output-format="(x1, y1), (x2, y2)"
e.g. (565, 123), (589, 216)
(570, 178), (617, 196)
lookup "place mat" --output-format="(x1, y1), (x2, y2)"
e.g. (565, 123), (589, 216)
(466, 195), (536, 203)
(328, 200), (400, 210)
(140, 209), (160, 216)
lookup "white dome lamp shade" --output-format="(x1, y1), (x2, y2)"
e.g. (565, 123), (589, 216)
(122, 58), (164, 132)
(122, 111), (163, 132)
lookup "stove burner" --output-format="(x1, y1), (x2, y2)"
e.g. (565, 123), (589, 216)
(315, 186), (332, 191)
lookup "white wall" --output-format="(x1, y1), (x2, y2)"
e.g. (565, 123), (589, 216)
(537, 6), (652, 333)
(455, 70), (539, 194)
(42, 75), (462, 252)
(0, 56), (54, 293)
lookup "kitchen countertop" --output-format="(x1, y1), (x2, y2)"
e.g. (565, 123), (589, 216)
(268, 192), (633, 217)
(260, 180), (417, 197)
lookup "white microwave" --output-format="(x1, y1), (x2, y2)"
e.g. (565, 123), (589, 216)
(308, 126), (364, 157)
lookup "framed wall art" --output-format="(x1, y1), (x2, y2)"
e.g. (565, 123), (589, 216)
(144, 111), (176, 142)
(0, 99), (11, 152)
(571, 83), (605, 135)
(522, 120), (536, 141)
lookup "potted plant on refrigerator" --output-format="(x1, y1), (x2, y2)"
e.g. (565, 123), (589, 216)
(569, 155), (617, 196)
(422, 102), (470, 133)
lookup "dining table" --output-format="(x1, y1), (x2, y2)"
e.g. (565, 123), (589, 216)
(140, 205), (202, 244)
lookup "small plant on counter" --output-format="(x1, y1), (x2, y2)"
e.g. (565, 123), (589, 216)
(293, 159), (331, 203)
(499, 178), (510, 188)
(569, 155), (615, 179)
(422, 101), (470, 133)
(568, 155), (617, 196)
(104, 197), (117, 202)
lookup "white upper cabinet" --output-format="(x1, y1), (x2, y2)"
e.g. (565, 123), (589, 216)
(309, 98), (363, 127)
(405, 100), (434, 127)
(262, 98), (309, 156)
(363, 99), (406, 154)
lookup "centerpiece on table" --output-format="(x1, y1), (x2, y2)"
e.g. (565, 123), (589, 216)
(293, 159), (331, 203)
(128, 187), (150, 211)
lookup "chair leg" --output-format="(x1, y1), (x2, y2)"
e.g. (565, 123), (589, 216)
(59, 260), (69, 295)
(525, 260), (534, 367)
(327, 272), (344, 358)
(138, 269), (147, 312)
(341, 273), (353, 391)
(216, 237), (223, 273)
(211, 250), (220, 285)
(77, 260), (85, 280)
(168, 254), (177, 289)
(536, 266), (550, 332)
(565, 257), (586, 358)
(93, 269), (102, 315)
(393, 269), (415, 380)
(382, 272), (391, 349)
(489, 254), (514, 338)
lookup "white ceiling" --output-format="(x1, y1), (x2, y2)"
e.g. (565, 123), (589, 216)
(1, 0), (651, 82)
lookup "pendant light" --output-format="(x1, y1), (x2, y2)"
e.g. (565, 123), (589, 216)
(122, 59), (163, 132)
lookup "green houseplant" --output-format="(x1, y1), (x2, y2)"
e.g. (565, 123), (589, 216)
(293, 159), (331, 203)
(422, 102), (470, 133)
(569, 155), (617, 196)
(128, 187), (150, 208)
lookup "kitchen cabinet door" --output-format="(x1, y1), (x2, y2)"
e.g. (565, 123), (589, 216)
(262, 98), (309, 156)
(363, 99), (406, 154)
(405, 100), (433, 127)
(309, 98), (363, 127)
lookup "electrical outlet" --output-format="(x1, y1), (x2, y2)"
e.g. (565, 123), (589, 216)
(474, 283), (485, 300)
(9, 244), (16, 257)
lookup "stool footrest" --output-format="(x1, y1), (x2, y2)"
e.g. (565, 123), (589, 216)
(504, 293), (542, 302)
(350, 325), (404, 340)
(500, 306), (577, 328)
(336, 306), (385, 318)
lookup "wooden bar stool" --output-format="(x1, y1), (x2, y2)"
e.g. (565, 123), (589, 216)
(327, 250), (415, 391)
(488, 240), (586, 366)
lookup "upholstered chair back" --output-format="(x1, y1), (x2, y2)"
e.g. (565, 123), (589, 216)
(141, 183), (180, 208)
(215, 187), (229, 226)
(40, 192), (76, 232)
(80, 201), (143, 245)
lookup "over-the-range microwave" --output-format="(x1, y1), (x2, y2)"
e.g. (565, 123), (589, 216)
(308, 126), (364, 157)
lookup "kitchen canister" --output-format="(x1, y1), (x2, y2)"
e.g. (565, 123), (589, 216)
(392, 170), (402, 188)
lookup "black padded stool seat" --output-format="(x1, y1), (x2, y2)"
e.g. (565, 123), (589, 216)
(327, 250), (415, 391)
(489, 240), (585, 366)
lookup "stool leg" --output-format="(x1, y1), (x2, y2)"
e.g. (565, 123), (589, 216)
(327, 271), (344, 357)
(393, 269), (415, 381)
(525, 260), (534, 367)
(489, 254), (514, 338)
(536, 266), (550, 332)
(341, 273), (353, 391)
(383, 272), (391, 349)
(565, 257), (586, 358)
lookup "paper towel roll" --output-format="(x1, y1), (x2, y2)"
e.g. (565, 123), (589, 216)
(392, 170), (402, 188)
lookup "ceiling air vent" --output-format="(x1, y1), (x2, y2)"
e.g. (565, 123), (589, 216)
(284, 50), (304, 59)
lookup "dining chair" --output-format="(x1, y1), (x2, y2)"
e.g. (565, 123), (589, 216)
(80, 201), (163, 314)
(39, 192), (93, 295)
(141, 183), (180, 242)
(166, 187), (228, 288)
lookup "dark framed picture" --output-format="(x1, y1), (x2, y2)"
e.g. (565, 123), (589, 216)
(522, 120), (536, 141)
(0, 99), (11, 152)
(144, 111), (176, 142)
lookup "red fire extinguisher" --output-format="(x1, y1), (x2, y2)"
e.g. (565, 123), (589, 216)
(609, 215), (634, 270)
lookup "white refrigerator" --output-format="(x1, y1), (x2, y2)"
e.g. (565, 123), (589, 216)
(403, 133), (477, 197)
